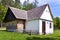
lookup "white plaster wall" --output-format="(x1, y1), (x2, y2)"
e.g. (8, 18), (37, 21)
(45, 21), (53, 34)
(39, 20), (53, 34)
(40, 5), (53, 34)
(39, 20), (42, 35)
(25, 20), (39, 33)
(25, 6), (54, 34)
(40, 6), (53, 21)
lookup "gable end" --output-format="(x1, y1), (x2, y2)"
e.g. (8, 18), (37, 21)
(4, 8), (16, 22)
(40, 4), (53, 21)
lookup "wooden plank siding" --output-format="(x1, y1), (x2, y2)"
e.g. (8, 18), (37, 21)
(4, 8), (16, 22)
(17, 20), (25, 32)
(6, 20), (25, 32)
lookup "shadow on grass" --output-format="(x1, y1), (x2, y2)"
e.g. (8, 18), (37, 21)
(57, 36), (60, 37)
(26, 37), (60, 40)
(0, 30), (14, 33)
(0, 30), (7, 31)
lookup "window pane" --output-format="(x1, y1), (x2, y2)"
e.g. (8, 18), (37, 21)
(50, 23), (51, 28)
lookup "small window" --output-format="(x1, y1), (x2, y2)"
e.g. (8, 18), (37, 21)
(46, 10), (49, 13)
(50, 23), (52, 28)
(46, 10), (48, 12)
(47, 22), (48, 24)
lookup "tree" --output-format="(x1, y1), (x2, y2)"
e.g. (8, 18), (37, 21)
(22, 0), (35, 11)
(54, 17), (60, 29)
(0, 2), (7, 22)
(33, 0), (38, 7)
(1, 0), (15, 7)
(15, 0), (21, 9)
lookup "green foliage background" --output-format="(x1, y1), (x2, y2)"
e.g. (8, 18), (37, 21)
(0, 0), (60, 29)
(0, 0), (37, 22)
(54, 17), (60, 29)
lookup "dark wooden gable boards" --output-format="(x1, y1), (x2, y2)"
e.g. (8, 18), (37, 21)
(4, 7), (16, 22)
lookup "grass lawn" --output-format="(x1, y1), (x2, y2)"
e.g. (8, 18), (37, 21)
(0, 30), (60, 40)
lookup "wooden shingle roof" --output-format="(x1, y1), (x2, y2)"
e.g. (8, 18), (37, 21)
(4, 4), (53, 22)
(9, 7), (27, 20)
(27, 4), (48, 20)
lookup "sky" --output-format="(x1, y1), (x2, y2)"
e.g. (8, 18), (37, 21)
(20, 0), (60, 17)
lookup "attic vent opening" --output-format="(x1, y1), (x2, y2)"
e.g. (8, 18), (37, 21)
(46, 10), (49, 13)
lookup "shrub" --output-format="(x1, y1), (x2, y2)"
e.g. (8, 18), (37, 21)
(26, 37), (60, 40)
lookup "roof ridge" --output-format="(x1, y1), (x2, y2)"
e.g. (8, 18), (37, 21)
(28, 4), (48, 11)
(8, 6), (27, 12)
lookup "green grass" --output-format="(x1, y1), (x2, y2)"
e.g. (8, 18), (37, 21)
(0, 31), (29, 40)
(0, 30), (60, 40)
(26, 30), (60, 39)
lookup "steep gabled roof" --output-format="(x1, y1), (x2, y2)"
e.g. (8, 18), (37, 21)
(4, 4), (53, 22)
(9, 7), (27, 20)
(27, 4), (48, 20)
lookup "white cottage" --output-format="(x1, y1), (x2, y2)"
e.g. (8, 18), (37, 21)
(4, 4), (53, 35)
